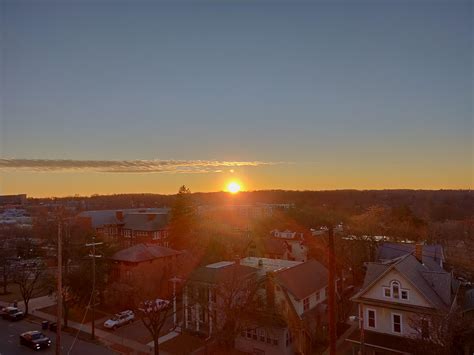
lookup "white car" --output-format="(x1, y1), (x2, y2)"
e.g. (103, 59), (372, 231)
(103, 310), (135, 330)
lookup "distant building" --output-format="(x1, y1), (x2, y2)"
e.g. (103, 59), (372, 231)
(77, 208), (170, 245)
(0, 194), (27, 206)
(347, 244), (458, 354)
(247, 231), (308, 262)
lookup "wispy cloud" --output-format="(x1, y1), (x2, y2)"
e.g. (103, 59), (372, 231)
(0, 158), (276, 174)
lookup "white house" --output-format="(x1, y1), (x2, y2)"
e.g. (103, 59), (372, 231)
(346, 245), (459, 354)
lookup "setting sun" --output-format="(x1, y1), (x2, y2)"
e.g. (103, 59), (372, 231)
(227, 181), (241, 194)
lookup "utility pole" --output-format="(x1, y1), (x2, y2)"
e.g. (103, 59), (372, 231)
(56, 221), (62, 355)
(86, 237), (102, 340)
(328, 226), (337, 355)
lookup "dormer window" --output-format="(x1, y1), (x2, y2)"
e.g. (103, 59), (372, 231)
(384, 280), (409, 300)
(392, 281), (400, 298)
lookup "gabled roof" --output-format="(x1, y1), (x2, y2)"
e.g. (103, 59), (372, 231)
(275, 259), (328, 300)
(377, 242), (445, 266)
(354, 254), (454, 311)
(110, 243), (181, 263)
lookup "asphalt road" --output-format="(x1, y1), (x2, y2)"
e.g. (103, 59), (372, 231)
(0, 318), (118, 355)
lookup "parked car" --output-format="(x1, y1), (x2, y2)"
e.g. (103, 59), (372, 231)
(103, 310), (135, 330)
(1, 306), (24, 321)
(19, 331), (52, 350)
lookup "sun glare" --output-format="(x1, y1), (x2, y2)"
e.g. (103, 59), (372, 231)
(227, 181), (241, 194)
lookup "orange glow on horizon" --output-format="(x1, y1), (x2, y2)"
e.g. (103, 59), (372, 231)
(226, 181), (242, 194)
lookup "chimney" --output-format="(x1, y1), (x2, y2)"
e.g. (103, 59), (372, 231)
(116, 211), (123, 221)
(415, 243), (423, 263)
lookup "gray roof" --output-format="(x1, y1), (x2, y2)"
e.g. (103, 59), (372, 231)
(123, 213), (168, 231)
(78, 208), (169, 229)
(377, 242), (445, 266)
(275, 259), (328, 300)
(110, 243), (181, 263)
(356, 254), (454, 311)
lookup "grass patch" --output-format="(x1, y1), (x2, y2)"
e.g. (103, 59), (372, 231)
(38, 304), (110, 324)
(0, 283), (49, 304)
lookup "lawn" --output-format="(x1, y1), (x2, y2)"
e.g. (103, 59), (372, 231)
(38, 303), (110, 324)
(0, 283), (50, 304)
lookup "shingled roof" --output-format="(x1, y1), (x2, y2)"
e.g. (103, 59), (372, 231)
(377, 242), (445, 266)
(110, 243), (181, 263)
(275, 259), (328, 300)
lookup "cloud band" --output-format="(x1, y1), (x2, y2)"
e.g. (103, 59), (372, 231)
(0, 158), (274, 174)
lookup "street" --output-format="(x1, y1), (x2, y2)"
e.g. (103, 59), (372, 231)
(0, 318), (118, 355)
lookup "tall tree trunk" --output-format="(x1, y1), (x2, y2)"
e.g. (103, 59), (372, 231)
(154, 337), (160, 355)
(24, 300), (29, 316)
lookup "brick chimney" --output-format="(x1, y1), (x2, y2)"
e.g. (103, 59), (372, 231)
(115, 211), (123, 221)
(415, 243), (423, 263)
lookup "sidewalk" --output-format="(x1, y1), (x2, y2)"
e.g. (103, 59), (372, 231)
(2, 295), (172, 355)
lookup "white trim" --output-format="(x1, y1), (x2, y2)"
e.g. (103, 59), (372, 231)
(366, 308), (376, 329)
(391, 312), (402, 334)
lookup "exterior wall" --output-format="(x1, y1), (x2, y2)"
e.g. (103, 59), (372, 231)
(359, 303), (422, 338)
(362, 269), (432, 308)
(277, 286), (326, 317)
(287, 241), (308, 262)
(235, 327), (294, 355)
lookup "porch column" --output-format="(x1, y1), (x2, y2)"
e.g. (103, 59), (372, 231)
(184, 286), (188, 329)
(208, 287), (213, 335)
(196, 303), (200, 331)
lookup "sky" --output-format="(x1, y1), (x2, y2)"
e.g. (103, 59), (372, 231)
(1, 0), (472, 197)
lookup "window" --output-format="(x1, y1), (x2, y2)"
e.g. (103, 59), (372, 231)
(303, 297), (310, 311)
(391, 281), (401, 299)
(258, 329), (265, 342)
(367, 309), (376, 328)
(401, 290), (409, 300)
(392, 313), (402, 333)
(383, 287), (391, 298)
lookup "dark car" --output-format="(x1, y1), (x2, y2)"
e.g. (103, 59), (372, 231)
(1, 306), (24, 321)
(19, 331), (52, 351)
(49, 322), (58, 332)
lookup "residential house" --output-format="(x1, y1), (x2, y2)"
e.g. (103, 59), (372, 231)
(181, 257), (329, 355)
(346, 245), (459, 354)
(270, 229), (308, 262)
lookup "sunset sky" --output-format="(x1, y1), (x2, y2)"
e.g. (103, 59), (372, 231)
(1, 0), (472, 197)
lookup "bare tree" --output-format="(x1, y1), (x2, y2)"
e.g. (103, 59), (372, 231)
(407, 308), (474, 355)
(13, 260), (52, 315)
(138, 298), (174, 355)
